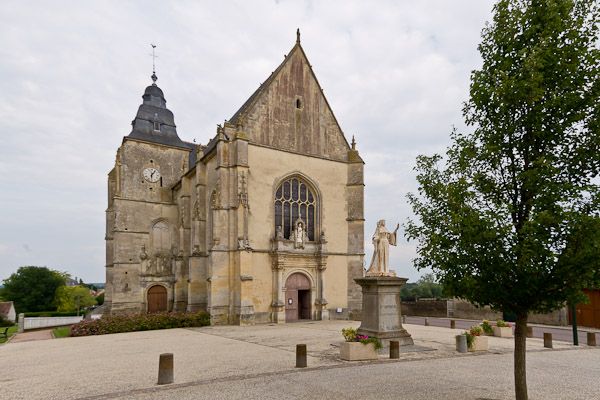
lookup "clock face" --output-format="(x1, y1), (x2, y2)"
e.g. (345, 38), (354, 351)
(143, 167), (160, 183)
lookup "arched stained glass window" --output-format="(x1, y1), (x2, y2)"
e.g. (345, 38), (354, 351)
(275, 177), (317, 241)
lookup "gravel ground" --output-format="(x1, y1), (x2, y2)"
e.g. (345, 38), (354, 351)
(0, 321), (595, 400)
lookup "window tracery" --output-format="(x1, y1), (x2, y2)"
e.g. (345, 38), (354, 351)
(274, 177), (317, 241)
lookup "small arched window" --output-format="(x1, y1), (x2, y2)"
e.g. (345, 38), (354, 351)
(274, 177), (317, 240)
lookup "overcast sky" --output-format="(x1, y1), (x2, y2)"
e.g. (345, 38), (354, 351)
(0, 0), (495, 283)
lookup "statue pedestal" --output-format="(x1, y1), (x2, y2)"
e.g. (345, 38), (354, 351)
(355, 276), (413, 346)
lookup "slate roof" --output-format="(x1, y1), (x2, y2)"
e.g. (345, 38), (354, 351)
(127, 82), (194, 150)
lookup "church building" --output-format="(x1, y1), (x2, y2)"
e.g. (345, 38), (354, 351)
(104, 32), (365, 325)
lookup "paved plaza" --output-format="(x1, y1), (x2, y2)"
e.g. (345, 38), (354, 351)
(1, 321), (598, 400)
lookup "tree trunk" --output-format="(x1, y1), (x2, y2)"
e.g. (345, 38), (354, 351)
(514, 313), (528, 400)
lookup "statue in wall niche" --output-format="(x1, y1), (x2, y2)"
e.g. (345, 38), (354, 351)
(291, 219), (308, 249)
(367, 219), (399, 276)
(275, 225), (284, 240)
(140, 245), (150, 274)
(320, 230), (327, 243)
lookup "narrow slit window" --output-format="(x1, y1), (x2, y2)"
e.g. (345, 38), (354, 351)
(296, 98), (301, 109)
(153, 121), (160, 131)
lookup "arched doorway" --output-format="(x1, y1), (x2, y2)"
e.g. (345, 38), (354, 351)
(147, 285), (167, 313)
(285, 273), (311, 322)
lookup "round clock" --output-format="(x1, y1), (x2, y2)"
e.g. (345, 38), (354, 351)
(143, 167), (161, 183)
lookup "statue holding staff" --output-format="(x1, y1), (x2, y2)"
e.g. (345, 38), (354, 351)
(367, 219), (399, 276)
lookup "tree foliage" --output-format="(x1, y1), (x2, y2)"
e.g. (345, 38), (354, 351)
(54, 285), (96, 315)
(0, 266), (67, 313)
(401, 273), (445, 300)
(406, 1), (600, 399)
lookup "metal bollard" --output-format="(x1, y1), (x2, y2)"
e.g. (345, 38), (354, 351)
(424, 317), (429, 326)
(543, 333), (553, 349)
(526, 326), (533, 338)
(389, 340), (399, 359)
(296, 344), (307, 368)
(157, 353), (174, 385)
(456, 335), (467, 353)
(587, 332), (597, 347)
(450, 319), (456, 329)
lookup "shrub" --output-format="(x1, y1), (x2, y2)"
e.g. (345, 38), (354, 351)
(342, 327), (357, 342)
(469, 325), (483, 336)
(481, 320), (494, 335)
(69, 311), (210, 336)
(0, 316), (14, 327)
(341, 327), (382, 350)
(496, 319), (510, 328)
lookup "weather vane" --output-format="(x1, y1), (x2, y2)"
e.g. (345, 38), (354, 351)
(150, 43), (158, 83)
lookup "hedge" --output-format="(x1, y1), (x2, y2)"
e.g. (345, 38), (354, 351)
(70, 311), (210, 336)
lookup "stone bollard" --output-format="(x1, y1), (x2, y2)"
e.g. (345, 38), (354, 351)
(157, 353), (174, 385)
(456, 334), (467, 353)
(543, 333), (553, 349)
(18, 313), (24, 333)
(587, 332), (597, 347)
(450, 319), (456, 329)
(424, 317), (429, 326)
(296, 344), (307, 368)
(389, 340), (399, 359)
(526, 326), (533, 338)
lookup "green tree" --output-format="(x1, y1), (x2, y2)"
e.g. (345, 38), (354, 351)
(54, 286), (96, 315)
(0, 266), (68, 313)
(95, 292), (104, 306)
(406, 1), (600, 399)
(400, 274), (445, 300)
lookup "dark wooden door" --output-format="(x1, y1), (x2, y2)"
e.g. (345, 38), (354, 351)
(285, 273), (311, 322)
(573, 289), (600, 329)
(147, 285), (167, 313)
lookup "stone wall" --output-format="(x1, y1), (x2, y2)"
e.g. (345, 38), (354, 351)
(401, 300), (447, 317)
(403, 298), (568, 326)
(449, 299), (502, 320)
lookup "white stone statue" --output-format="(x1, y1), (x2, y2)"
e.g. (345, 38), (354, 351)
(367, 219), (399, 276)
(291, 219), (307, 249)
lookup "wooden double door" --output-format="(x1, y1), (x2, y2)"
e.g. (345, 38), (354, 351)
(285, 273), (312, 322)
(147, 285), (168, 313)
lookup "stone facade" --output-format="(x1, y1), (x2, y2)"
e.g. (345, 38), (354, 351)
(105, 35), (365, 325)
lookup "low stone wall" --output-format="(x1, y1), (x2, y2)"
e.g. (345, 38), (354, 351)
(22, 315), (83, 331)
(402, 299), (569, 326)
(449, 299), (502, 320)
(529, 308), (568, 326)
(401, 300), (448, 317)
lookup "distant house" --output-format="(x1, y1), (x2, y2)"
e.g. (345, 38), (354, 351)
(0, 301), (16, 323)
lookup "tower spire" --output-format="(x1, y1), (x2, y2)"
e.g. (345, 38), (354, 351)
(150, 43), (158, 84)
(296, 28), (301, 44)
(351, 135), (356, 150)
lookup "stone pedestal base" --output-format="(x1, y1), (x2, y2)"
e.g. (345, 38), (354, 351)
(355, 276), (413, 346)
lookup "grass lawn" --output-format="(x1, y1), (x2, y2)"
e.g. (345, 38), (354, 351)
(52, 326), (71, 338)
(0, 325), (18, 344)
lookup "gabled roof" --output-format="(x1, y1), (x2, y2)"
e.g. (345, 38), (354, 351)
(228, 34), (351, 150)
